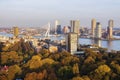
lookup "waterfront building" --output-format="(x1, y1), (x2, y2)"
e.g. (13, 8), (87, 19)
(107, 26), (113, 39)
(68, 26), (71, 32)
(70, 20), (80, 35)
(95, 22), (102, 39)
(91, 19), (96, 38)
(108, 19), (114, 28)
(107, 19), (113, 39)
(94, 39), (101, 47)
(13, 27), (19, 38)
(63, 26), (69, 34)
(55, 20), (60, 34)
(56, 25), (62, 34)
(66, 32), (78, 55)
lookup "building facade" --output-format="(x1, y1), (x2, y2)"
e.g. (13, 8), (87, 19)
(108, 19), (114, 28)
(13, 27), (19, 38)
(95, 22), (102, 39)
(66, 32), (78, 55)
(55, 20), (60, 34)
(107, 19), (113, 39)
(63, 26), (70, 34)
(91, 19), (96, 38)
(56, 25), (62, 34)
(70, 20), (80, 35)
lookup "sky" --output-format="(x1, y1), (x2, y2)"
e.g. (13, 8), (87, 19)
(0, 0), (120, 28)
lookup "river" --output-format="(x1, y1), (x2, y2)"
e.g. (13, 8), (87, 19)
(79, 38), (120, 51)
(0, 32), (120, 51)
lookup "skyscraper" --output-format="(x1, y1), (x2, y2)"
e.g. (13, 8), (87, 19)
(56, 25), (62, 34)
(107, 19), (113, 39)
(95, 22), (102, 39)
(107, 26), (113, 39)
(70, 20), (80, 35)
(66, 32), (78, 55)
(108, 19), (114, 28)
(63, 26), (70, 34)
(94, 40), (101, 47)
(13, 27), (19, 38)
(55, 20), (60, 34)
(91, 19), (96, 38)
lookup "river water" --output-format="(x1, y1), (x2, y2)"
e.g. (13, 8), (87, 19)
(0, 32), (120, 51)
(79, 38), (120, 51)
(39, 35), (120, 51)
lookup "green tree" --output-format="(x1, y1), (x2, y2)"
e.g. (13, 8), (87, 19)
(57, 66), (73, 79)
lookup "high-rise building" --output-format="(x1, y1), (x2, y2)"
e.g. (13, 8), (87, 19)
(95, 22), (102, 39)
(107, 19), (113, 39)
(66, 32), (78, 55)
(68, 26), (71, 32)
(13, 27), (19, 38)
(107, 26), (113, 39)
(56, 25), (62, 34)
(91, 19), (96, 38)
(63, 26), (70, 34)
(108, 19), (114, 28)
(55, 20), (60, 34)
(70, 20), (80, 35)
(94, 39), (101, 47)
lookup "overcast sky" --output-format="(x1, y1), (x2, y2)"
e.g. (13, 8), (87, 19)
(0, 0), (120, 28)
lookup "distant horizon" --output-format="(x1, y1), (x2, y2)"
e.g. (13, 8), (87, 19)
(0, 0), (120, 28)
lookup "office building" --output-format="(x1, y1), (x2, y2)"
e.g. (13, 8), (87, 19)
(107, 19), (113, 39)
(108, 19), (114, 28)
(55, 20), (60, 34)
(13, 27), (19, 38)
(91, 19), (96, 38)
(63, 26), (70, 34)
(56, 25), (62, 34)
(107, 26), (113, 39)
(95, 22), (102, 39)
(70, 20), (80, 35)
(94, 40), (101, 47)
(66, 32), (78, 55)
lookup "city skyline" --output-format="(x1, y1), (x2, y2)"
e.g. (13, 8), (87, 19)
(0, 0), (120, 28)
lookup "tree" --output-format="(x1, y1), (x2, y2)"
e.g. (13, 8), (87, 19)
(73, 63), (79, 75)
(84, 56), (95, 64)
(0, 75), (7, 80)
(57, 66), (73, 79)
(26, 55), (42, 69)
(82, 76), (90, 80)
(8, 40), (35, 55)
(24, 72), (37, 80)
(1, 51), (23, 65)
(72, 76), (84, 80)
(7, 65), (21, 80)
(41, 58), (55, 65)
(61, 56), (79, 65)
(95, 65), (111, 75)
(110, 61), (120, 74)
(90, 64), (111, 80)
